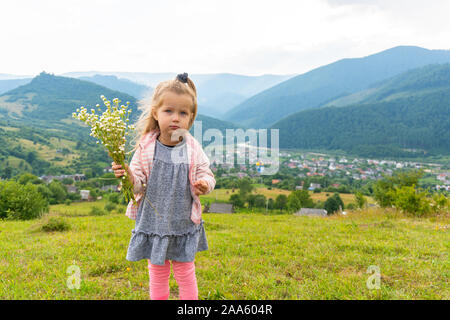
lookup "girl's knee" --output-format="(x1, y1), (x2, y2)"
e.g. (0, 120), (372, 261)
(172, 260), (196, 280)
(148, 259), (171, 278)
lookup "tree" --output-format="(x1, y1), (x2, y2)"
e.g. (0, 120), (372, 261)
(16, 172), (42, 185)
(246, 194), (257, 210)
(274, 194), (288, 213)
(287, 193), (302, 212)
(26, 151), (37, 164)
(324, 197), (339, 215)
(61, 178), (74, 185)
(332, 192), (344, 211)
(48, 180), (68, 203)
(254, 195), (267, 208)
(267, 198), (274, 210)
(1, 167), (12, 179)
(238, 177), (254, 197)
(354, 191), (367, 209)
(294, 189), (314, 208)
(287, 189), (315, 212)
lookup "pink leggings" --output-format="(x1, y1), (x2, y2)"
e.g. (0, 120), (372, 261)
(148, 259), (198, 300)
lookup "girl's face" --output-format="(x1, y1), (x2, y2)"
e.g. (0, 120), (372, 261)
(152, 91), (193, 145)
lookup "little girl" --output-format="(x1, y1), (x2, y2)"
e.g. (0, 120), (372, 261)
(112, 72), (216, 300)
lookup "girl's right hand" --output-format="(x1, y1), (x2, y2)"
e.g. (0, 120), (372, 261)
(112, 162), (132, 181)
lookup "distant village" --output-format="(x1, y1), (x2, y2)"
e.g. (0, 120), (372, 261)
(34, 148), (450, 202)
(207, 144), (450, 192)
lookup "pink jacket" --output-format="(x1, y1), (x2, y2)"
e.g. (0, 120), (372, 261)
(125, 128), (216, 224)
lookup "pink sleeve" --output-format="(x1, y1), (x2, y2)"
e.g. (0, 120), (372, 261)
(129, 145), (147, 196)
(195, 146), (216, 195)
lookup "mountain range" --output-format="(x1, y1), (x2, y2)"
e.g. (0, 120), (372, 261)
(224, 46), (450, 129)
(0, 45), (449, 178)
(269, 63), (450, 157)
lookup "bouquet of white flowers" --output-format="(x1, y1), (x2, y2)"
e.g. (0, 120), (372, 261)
(72, 95), (137, 205)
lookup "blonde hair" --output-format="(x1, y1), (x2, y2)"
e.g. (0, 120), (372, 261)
(129, 74), (197, 153)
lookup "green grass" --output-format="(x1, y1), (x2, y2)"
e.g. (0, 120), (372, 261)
(0, 205), (448, 300)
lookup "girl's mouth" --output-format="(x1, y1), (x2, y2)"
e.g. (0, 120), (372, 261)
(170, 126), (179, 129)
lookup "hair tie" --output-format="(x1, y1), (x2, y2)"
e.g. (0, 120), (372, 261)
(176, 72), (188, 83)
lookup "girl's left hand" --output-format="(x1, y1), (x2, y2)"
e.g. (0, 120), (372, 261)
(193, 179), (208, 196)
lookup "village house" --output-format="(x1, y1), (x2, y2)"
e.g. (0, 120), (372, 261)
(80, 190), (93, 201)
(294, 208), (327, 216)
(66, 185), (78, 193)
(207, 203), (234, 213)
(100, 184), (120, 192)
(436, 185), (450, 191)
(309, 183), (321, 190)
(39, 173), (86, 183)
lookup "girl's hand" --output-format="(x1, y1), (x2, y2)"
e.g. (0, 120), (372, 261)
(193, 179), (208, 196)
(112, 162), (134, 184)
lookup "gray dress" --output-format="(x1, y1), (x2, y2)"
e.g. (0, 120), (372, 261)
(126, 137), (208, 266)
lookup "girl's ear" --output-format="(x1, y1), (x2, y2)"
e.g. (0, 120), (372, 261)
(152, 109), (158, 121)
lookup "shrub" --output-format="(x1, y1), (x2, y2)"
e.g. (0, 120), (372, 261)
(108, 193), (120, 204)
(346, 203), (356, 210)
(354, 192), (367, 209)
(229, 194), (245, 208)
(431, 193), (449, 213)
(61, 178), (74, 185)
(68, 193), (82, 201)
(104, 202), (117, 212)
(90, 206), (107, 216)
(393, 185), (432, 216)
(41, 217), (71, 232)
(374, 169), (424, 207)
(65, 199), (72, 206)
(314, 201), (324, 209)
(0, 180), (49, 220)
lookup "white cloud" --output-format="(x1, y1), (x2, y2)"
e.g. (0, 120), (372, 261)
(0, 0), (449, 76)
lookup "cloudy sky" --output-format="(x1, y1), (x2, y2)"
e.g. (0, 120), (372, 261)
(1, 0), (449, 77)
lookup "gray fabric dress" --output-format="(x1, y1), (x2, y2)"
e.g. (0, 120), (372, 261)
(126, 137), (208, 266)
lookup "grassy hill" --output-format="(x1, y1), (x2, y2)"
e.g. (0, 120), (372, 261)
(0, 205), (447, 299)
(0, 72), (246, 178)
(0, 71), (139, 123)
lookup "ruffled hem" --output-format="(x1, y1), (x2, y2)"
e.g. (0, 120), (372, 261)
(130, 220), (205, 238)
(126, 221), (208, 265)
